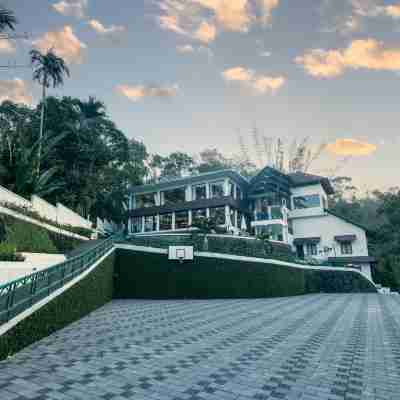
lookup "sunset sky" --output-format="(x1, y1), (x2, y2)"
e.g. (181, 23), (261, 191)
(2, 0), (400, 190)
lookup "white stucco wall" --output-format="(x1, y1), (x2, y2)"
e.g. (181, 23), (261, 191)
(290, 184), (328, 219)
(291, 212), (369, 259)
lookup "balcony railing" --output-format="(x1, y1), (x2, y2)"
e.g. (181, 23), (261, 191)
(0, 236), (116, 327)
(255, 206), (284, 221)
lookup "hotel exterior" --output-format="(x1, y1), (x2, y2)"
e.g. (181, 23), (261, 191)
(128, 166), (375, 278)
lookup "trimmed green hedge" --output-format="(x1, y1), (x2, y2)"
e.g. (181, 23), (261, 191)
(0, 214), (84, 254)
(126, 234), (295, 262)
(0, 251), (115, 361)
(114, 249), (376, 299)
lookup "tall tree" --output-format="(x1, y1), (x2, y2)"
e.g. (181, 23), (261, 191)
(30, 49), (70, 173)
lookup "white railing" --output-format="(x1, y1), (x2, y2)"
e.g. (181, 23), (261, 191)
(0, 184), (93, 230)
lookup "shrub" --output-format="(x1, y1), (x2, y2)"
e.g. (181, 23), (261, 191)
(0, 242), (25, 262)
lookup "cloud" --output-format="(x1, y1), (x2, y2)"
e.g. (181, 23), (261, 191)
(194, 21), (216, 42)
(257, 0), (280, 25)
(33, 26), (87, 64)
(296, 39), (400, 78)
(88, 19), (126, 35)
(222, 66), (286, 94)
(327, 139), (377, 156)
(176, 44), (195, 53)
(0, 79), (33, 105)
(0, 40), (15, 54)
(115, 84), (179, 102)
(156, 0), (280, 42)
(385, 4), (400, 18)
(52, 0), (87, 19)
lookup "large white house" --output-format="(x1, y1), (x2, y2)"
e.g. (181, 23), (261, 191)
(128, 166), (375, 278)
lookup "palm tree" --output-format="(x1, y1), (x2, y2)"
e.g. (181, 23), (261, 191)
(30, 49), (70, 173)
(0, 7), (17, 33)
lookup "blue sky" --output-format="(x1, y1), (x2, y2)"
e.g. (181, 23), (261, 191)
(2, 0), (400, 190)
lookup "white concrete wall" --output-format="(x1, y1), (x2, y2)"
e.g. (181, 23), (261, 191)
(0, 184), (92, 230)
(291, 212), (369, 260)
(290, 184), (327, 219)
(0, 253), (66, 284)
(0, 185), (32, 210)
(31, 195), (58, 222)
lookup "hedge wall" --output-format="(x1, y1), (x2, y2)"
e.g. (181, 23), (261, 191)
(0, 251), (115, 361)
(0, 214), (84, 254)
(114, 249), (376, 299)
(126, 234), (294, 262)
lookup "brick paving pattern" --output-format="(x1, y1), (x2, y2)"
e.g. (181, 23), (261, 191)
(0, 294), (399, 400)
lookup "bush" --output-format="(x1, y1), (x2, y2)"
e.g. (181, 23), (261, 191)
(126, 234), (295, 262)
(0, 214), (84, 254)
(0, 242), (25, 262)
(114, 249), (376, 299)
(0, 251), (115, 361)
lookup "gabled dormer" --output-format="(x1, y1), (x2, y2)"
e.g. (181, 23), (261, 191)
(288, 172), (334, 219)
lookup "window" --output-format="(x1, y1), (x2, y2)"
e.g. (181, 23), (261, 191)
(210, 181), (225, 198)
(159, 213), (172, 230)
(192, 184), (207, 200)
(162, 187), (185, 205)
(144, 216), (156, 232)
(210, 207), (225, 225)
(340, 241), (353, 255)
(192, 209), (207, 223)
(175, 211), (189, 229)
(236, 186), (242, 200)
(135, 193), (156, 208)
(131, 217), (142, 233)
(228, 181), (235, 198)
(293, 194), (321, 209)
(306, 243), (318, 256)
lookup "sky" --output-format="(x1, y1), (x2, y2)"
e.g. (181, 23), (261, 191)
(1, 0), (400, 191)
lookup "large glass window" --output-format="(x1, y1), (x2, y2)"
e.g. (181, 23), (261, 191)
(210, 181), (225, 198)
(210, 207), (225, 225)
(144, 215), (157, 232)
(159, 213), (172, 231)
(131, 217), (142, 233)
(135, 193), (156, 208)
(162, 187), (185, 206)
(293, 194), (321, 209)
(306, 242), (318, 256)
(340, 242), (353, 255)
(192, 209), (207, 223)
(175, 211), (189, 229)
(192, 184), (207, 200)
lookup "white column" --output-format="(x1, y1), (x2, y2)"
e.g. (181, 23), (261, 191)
(156, 215), (160, 231)
(188, 210), (192, 227)
(234, 210), (238, 228)
(141, 216), (145, 233)
(206, 208), (210, 218)
(224, 178), (230, 196)
(172, 212), (176, 230)
(225, 205), (230, 227)
(186, 185), (192, 202)
(206, 182), (210, 199)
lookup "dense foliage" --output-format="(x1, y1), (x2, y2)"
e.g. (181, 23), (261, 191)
(330, 177), (400, 291)
(0, 214), (83, 254)
(114, 249), (376, 299)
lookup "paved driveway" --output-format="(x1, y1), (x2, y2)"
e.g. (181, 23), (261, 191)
(0, 294), (399, 400)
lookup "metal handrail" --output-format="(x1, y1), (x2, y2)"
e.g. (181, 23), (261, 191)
(0, 236), (117, 327)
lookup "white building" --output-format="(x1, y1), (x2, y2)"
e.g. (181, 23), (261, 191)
(128, 166), (375, 278)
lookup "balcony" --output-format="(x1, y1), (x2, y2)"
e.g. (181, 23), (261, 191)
(255, 206), (284, 221)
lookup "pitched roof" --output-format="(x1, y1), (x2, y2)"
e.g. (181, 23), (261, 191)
(288, 172), (334, 195)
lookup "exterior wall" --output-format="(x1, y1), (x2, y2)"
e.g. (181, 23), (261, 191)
(0, 185), (32, 210)
(290, 184), (327, 219)
(0, 184), (92, 231)
(291, 212), (369, 260)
